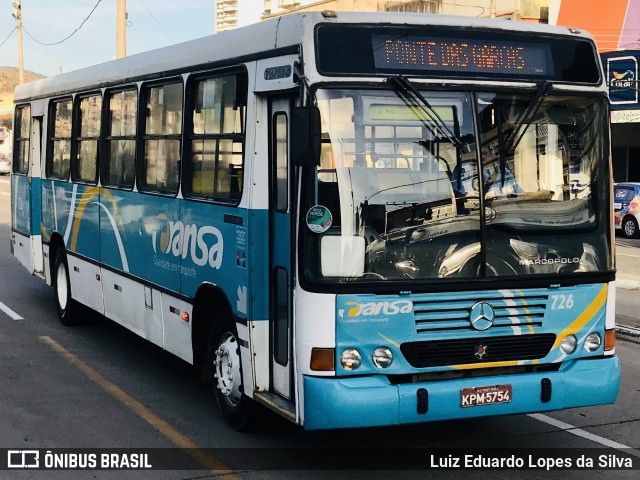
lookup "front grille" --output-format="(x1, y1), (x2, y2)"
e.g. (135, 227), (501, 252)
(400, 333), (556, 368)
(413, 292), (548, 333)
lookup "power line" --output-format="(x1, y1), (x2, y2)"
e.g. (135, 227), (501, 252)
(0, 26), (16, 48)
(137, 0), (175, 45)
(23, 0), (103, 46)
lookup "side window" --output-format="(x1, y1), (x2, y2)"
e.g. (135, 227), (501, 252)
(13, 105), (30, 175)
(104, 89), (137, 189)
(274, 113), (288, 212)
(73, 94), (101, 183)
(627, 188), (637, 202)
(187, 72), (246, 202)
(141, 81), (183, 194)
(47, 98), (72, 180)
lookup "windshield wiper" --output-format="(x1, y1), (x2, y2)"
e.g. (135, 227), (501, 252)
(502, 81), (551, 154)
(490, 81), (551, 191)
(386, 75), (464, 149)
(364, 177), (448, 204)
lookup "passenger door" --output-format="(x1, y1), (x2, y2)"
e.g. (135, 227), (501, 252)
(269, 97), (293, 399)
(12, 114), (44, 276)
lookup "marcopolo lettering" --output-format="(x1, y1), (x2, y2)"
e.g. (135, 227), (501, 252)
(518, 257), (580, 266)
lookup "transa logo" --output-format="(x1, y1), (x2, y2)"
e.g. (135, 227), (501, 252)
(152, 214), (224, 269)
(338, 300), (413, 318)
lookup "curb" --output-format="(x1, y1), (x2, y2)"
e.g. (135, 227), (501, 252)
(616, 278), (640, 291)
(615, 279), (640, 343)
(616, 324), (640, 344)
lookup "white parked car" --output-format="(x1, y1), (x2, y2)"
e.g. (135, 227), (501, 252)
(614, 182), (640, 238)
(0, 155), (11, 175)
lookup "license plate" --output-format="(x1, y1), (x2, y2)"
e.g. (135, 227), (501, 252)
(460, 384), (512, 407)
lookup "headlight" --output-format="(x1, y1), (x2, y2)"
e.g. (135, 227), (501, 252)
(372, 347), (393, 368)
(340, 349), (361, 370)
(584, 333), (602, 352)
(560, 334), (577, 355)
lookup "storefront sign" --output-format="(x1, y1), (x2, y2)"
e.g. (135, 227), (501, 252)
(607, 56), (638, 105)
(611, 110), (640, 123)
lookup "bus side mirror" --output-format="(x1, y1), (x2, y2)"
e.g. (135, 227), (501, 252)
(291, 106), (321, 167)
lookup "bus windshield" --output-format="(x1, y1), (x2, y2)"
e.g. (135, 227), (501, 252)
(303, 87), (611, 283)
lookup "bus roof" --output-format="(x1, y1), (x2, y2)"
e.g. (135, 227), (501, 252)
(14, 11), (597, 102)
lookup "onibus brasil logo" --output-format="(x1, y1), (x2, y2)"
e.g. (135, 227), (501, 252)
(152, 214), (224, 269)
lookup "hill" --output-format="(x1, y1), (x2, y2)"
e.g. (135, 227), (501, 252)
(0, 66), (46, 94)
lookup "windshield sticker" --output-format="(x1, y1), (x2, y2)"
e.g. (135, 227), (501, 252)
(306, 205), (333, 233)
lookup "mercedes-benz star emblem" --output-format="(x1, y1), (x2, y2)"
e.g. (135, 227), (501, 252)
(474, 344), (488, 360)
(469, 301), (495, 331)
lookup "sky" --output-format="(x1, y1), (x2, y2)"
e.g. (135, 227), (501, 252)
(0, 0), (261, 77)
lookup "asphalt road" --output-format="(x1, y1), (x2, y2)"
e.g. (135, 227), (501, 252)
(0, 175), (639, 479)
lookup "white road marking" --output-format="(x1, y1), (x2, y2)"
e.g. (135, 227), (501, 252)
(0, 300), (23, 320)
(40, 336), (239, 476)
(617, 252), (640, 258)
(529, 413), (640, 457)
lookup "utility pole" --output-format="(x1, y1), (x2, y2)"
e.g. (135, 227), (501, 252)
(490, 0), (497, 18)
(12, 0), (24, 84)
(116, 0), (126, 58)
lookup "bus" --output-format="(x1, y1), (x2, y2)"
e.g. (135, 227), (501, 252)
(11, 11), (620, 431)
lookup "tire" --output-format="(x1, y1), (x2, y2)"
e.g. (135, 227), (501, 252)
(52, 249), (80, 326)
(622, 216), (639, 239)
(203, 312), (255, 431)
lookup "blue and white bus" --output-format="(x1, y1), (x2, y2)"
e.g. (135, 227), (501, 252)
(11, 12), (619, 430)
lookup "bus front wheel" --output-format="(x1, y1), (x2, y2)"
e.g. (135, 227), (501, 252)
(53, 250), (79, 326)
(206, 313), (255, 431)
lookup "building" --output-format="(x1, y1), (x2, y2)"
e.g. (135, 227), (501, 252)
(261, 0), (548, 22)
(214, 1), (549, 32)
(555, 0), (640, 182)
(215, 0), (239, 32)
(602, 50), (640, 182)
(0, 92), (14, 155)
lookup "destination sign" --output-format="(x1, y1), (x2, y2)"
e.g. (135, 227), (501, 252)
(372, 36), (552, 77)
(316, 25), (600, 83)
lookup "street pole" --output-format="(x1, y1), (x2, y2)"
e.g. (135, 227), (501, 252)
(117, 0), (126, 58)
(490, 0), (497, 18)
(12, 0), (24, 84)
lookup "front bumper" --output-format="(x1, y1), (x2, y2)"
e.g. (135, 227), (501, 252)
(303, 356), (620, 430)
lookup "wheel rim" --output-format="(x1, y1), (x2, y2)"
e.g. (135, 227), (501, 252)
(624, 219), (636, 237)
(214, 332), (242, 407)
(56, 262), (68, 310)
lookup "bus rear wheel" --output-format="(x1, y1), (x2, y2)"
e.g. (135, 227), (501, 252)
(205, 313), (255, 431)
(53, 249), (79, 326)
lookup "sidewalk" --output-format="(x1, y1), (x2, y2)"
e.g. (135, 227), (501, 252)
(614, 240), (640, 342)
